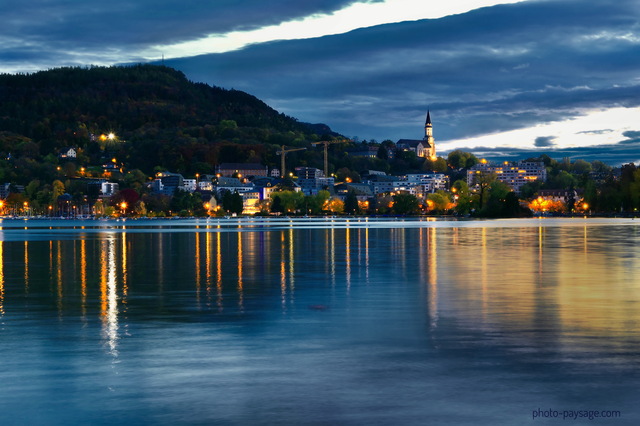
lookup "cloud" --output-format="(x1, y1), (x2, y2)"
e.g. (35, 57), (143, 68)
(534, 136), (556, 147)
(442, 141), (640, 166)
(0, 0), (363, 71)
(160, 0), (640, 150)
(622, 130), (640, 139)
(576, 129), (614, 135)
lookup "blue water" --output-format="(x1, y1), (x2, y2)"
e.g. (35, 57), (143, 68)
(0, 217), (638, 425)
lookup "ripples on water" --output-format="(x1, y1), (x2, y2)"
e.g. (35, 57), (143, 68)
(0, 217), (638, 425)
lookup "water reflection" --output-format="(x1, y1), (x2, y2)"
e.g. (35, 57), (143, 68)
(0, 241), (4, 316)
(0, 221), (637, 364)
(100, 236), (119, 357)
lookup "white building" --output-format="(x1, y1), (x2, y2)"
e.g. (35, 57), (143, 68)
(467, 160), (546, 193)
(182, 179), (197, 192)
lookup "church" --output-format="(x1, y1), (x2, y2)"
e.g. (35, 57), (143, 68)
(396, 111), (436, 159)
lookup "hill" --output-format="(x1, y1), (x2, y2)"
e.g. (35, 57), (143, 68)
(0, 64), (337, 180)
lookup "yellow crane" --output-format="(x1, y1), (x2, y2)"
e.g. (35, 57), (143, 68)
(276, 145), (306, 177)
(311, 139), (351, 177)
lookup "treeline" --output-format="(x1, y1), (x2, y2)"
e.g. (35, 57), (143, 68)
(0, 64), (331, 178)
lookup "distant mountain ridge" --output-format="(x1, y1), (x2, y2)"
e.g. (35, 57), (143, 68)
(0, 64), (338, 176)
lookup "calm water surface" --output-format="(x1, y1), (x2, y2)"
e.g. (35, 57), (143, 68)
(0, 217), (639, 425)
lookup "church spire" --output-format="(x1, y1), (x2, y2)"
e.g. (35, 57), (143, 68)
(423, 110), (436, 159)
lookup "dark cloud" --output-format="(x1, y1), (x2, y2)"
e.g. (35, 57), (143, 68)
(165, 0), (640, 152)
(622, 130), (640, 139)
(534, 136), (556, 147)
(576, 129), (614, 135)
(441, 141), (640, 167)
(3, 0), (640, 165)
(0, 0), (363, 68)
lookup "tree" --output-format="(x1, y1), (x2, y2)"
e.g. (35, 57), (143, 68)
(376, 145), (389, 160)
(392, 193), (420, 215)
(344, 191), (359, 214)
(271, 194), (284, 214)
(422, 157), (447, 173)
(229, 191), (244, 215)
(447, 150), (478, 169)
(427, 192), (450, 213)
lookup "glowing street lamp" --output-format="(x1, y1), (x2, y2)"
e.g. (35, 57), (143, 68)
(120, 201), (128, 215)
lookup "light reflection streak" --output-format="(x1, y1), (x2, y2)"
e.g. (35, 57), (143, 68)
(206, 231), (212, 307)
(330, 227), (336, 289)
(345, 226), (351, 293)
(538, 226), (544, 280)
(157, 233), (163, 291)
(281, 231), (286, 310)
(23, 241), (28, 293)
(481, 227), (488, 316)
(365, 227), (369, 284)
(56, 240), (62, 315)
(584, 224), (588, 254)
(427, 227), (438, 328)
(122, 231), (128, 300)
(100, 237), (119, 357)
(80, 239), (87, 319)
(288, 227), (295, 302)
(195, 232), (201, 307)
(216, 231), (223, 311)
(237, 230), (244, 311)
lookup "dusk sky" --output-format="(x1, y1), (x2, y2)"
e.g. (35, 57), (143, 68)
(2, 0), (640, 165)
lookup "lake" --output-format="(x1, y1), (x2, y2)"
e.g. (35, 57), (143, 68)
(0, 217), (638, 425)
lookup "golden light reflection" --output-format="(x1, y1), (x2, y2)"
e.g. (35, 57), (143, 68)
(216, 231), (223, 311)
(23, 241), (28, 293)
(288, 227), (295, 302)
(237, 230), (244, 311)
(100, 240), (108, 322)
(481, 227), (488, 316)
(80, 239), (87, 319)
(56, 240), (63, 315)
(122, 232), (128, 300)
(538, 225), (544, 280)
(206, 231), (212, 306)
(584, 224), (588, 254)
(195, 232), (201, 307)
(427, 227), (438, 328)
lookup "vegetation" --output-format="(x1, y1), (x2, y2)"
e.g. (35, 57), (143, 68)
(0, 65), (638, 218)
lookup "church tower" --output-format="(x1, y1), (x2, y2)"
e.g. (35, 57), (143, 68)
(423, 110), (436, 159)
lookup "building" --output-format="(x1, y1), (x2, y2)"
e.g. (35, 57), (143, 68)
(182, 179), (197, 192)
(396, 111), (436, 159)
(347, 146), (379, 158)
(467, 160), (547, 193)
(295, 167), (324, 180)
(216, 163), (268, 178)
(406, 173), (449, 194)
(59, 147), (77, 159)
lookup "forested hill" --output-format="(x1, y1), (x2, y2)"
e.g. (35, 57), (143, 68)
(0, 65), (336, 178)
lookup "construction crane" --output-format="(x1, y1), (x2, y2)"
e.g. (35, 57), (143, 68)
(276, 145), (306, 178)
(311, 139), (351, 177)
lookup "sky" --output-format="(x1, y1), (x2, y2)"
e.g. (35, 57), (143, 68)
(2, 0), (640, 165)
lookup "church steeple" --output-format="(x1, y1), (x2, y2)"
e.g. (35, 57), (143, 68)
(423, 110), (436, 159)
